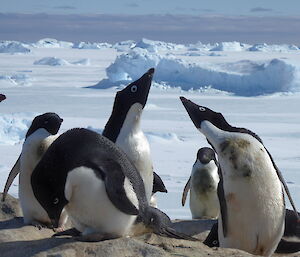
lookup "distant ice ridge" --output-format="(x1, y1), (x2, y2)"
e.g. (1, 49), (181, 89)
(0, 74), (32, 87)
(0, 41), (30, 54)
(99, 49), (300, 96)
(32, 38), (74, 48)
(0, 113), (34, 145)
(34, 57), (90, 66)
(134, 38), (186, 52)
(248, 43), (299, 52)
(73, 42), (112, 49)
(210, 41), (249, 51)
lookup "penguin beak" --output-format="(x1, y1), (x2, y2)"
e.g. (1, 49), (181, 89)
(180, 96), (203, 129)
(50, 217), (59, 229)
(134, 68), (155, 108)
(60, 118), (63, 123)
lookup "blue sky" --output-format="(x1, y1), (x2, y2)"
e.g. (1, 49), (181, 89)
(1, 1), (300, 43)
(2, 0), (300, 16)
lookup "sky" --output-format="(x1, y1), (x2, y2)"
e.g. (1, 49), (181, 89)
(1, 0), (300, 44)
(1, 0), (300, 16)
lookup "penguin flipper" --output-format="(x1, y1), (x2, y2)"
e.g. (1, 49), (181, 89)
(100, 159), (139, 216)
(276, 238), (300, 253)
(153, 171), (167, 193)
(217, 166), (228, 237)
(266, 149), (299, 220)
(2, 155), (21, 201)
(181, 176), (191, 206)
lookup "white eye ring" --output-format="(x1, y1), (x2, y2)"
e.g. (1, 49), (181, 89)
(131, 85), (138, 93)
(199, 107), (206, 112)
(53, 198), (59, 205)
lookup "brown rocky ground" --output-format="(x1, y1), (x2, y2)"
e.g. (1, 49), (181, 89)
(0, 193), (298, 257)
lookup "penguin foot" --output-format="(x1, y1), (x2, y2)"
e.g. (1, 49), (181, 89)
(74, 232), (118, 242)
(30, 220), (50, 230)
(53, 225), (67, 233)
(52, 227), (81, 238)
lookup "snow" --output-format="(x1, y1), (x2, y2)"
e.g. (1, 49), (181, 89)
(1, 38), (300, 219)
(134, 38), (186, 52)
(112, 40), (136, 52)
(34, 57), (91, 66)
(73, 42), (112, 49)
(210, 41), (246, 51)
(248, 43), (299, 52)
(101, 49), (300, 96)
(0, 113), (34, 145)
(0, 74), (32, 87)
(34, 57), (69, 66)
(0, 41), (31, 54)
(32, 38), (74, 48)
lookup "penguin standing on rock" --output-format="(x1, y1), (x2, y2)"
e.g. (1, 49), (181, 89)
(31, 128), (196, 242)
(182, 147), (219, 219)
(2, 113), (67, 228)
(102, 68), (161, 204)
(180, 96), (299, 256)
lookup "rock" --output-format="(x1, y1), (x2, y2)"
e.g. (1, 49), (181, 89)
(0, 193), (296, 257)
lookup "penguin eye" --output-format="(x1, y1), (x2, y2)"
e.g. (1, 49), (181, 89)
(131, 85), (138, 93)
(199, 107), (206, 112)
(213, 240), (218, 245)
(53, 197), (59, 205)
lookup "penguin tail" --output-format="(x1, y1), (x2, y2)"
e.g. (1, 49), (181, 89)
(142, 206), (199, 241)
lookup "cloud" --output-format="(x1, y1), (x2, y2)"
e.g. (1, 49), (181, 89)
(53, 6), (77, 10)
(0, 13), (300, 44)
(250, 7), (273, 12)
(126, 3), (139, 8)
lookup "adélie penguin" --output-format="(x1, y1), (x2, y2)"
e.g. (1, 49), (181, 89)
(180, 96), (299, 256)
(182, 147), (219, 219)
(102, 68), (160, 204)
(2, 113), (67, 228)
(31, 128), (196, 241)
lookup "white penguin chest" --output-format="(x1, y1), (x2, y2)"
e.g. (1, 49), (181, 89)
(217, 136), (284, 254)
(116, 129), (153, 202)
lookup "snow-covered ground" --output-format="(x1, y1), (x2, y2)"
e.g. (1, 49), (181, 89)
(1, 38), (300, 219)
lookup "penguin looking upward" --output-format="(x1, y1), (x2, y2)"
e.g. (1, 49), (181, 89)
(182, 147), (219, 219)
(2, 113), (67, 228)
(31, 128), (196, 242)
(102, 68), (156, 203)
(180, 96), (299, 256)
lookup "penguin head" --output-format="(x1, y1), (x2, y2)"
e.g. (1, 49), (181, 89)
(196, 147), (217, 164)
(113, 68), (154, 113)
(180, 96), (263, 149)
(26, 112), (63, 139)
(103, 68), (154, 141)
(142, 206), (172, 232)
(31, 167), (68, 228)
(180, 97), (230, 131)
